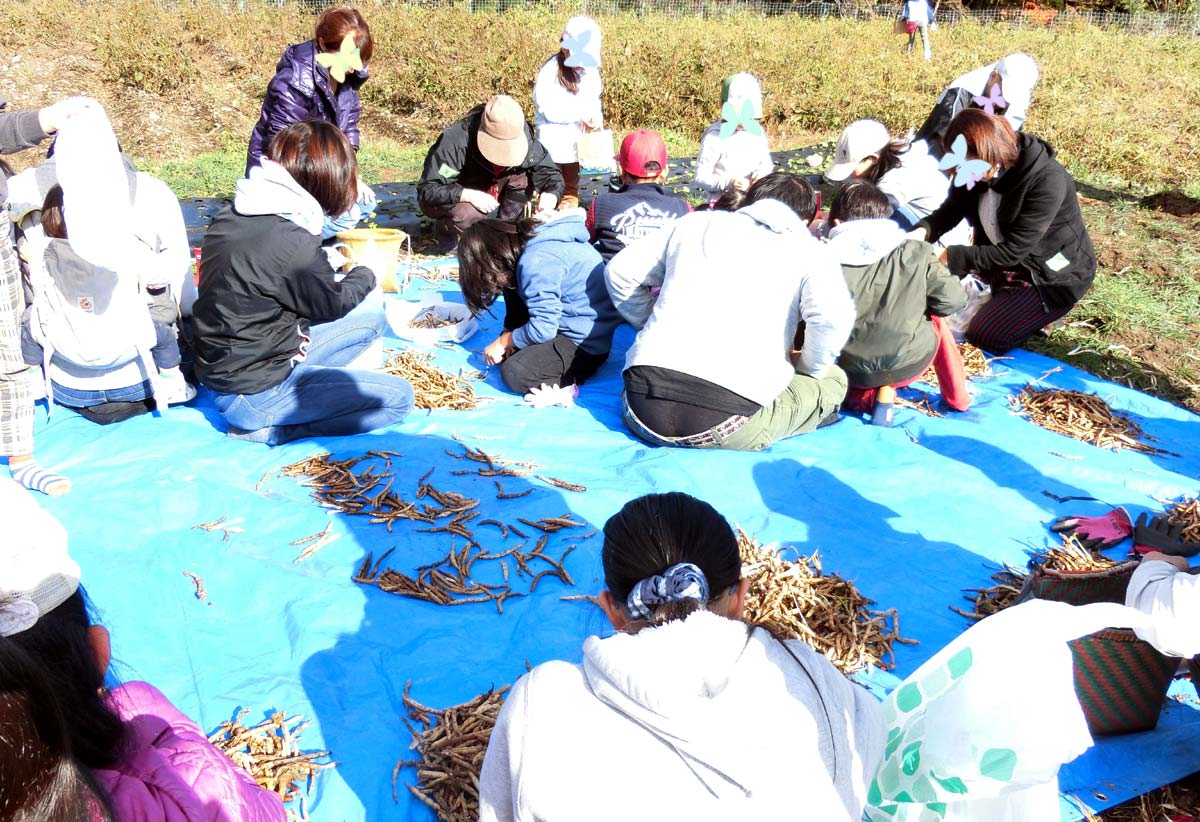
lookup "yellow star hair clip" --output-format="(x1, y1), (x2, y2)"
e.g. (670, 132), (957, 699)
(315, 33), (363, 84)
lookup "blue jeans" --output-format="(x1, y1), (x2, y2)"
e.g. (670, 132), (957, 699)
(212, 300), (414, 446)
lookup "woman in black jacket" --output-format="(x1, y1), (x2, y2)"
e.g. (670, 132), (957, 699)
(913, 109), (1095, 353)
(193, 120), (413, 445)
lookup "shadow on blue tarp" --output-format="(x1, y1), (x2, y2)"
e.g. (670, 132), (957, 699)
(29, 273), (1200, 821)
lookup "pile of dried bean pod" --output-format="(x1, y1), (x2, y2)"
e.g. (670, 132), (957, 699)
(280, 452), (463, 530)
(383, 350), (477, 410)
(1011, 387), (1167, 455)
(950, 565), (1028, 621)
(409, 310), (458, 330)
(208, 710), (334, 821)
(395, 683), (508, 822)
(737, 530), (915, 674)
(1034, 534), (1123, 572)
(921, 343), (998, 387)
(1166, 497), (1200, 543)
(355, 529), (579, 611)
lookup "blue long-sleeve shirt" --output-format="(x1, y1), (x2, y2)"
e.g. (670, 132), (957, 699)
(511, 215), (620, 356)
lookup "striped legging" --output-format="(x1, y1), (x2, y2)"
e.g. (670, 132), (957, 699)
(966, 279), (1074, 354)
(0, 241), (34, 456)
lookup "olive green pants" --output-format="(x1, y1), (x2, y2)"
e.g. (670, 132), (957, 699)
(718, 366), (848, 451)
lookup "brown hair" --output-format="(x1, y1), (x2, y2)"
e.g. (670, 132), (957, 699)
(456, 218), (537, 316)
(315, 7), (373, 64)
(554, 51), (582, 95)
(944, 109), (1020, 172)
(860, 139), (910, 184)
(267, 120), (359, 216)
(41, 186), (67, 240)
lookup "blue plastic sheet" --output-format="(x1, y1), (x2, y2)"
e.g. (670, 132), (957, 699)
(31, 266), (1200, 821)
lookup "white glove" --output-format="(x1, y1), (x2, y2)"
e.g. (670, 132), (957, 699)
(461, 188), (500, 214)
(906, 227), (929, 242)
(523, 383), (577, 409)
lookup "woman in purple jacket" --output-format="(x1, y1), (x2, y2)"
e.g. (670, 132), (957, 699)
(246, 7), (372, 173)
(1, 533), (285, 822)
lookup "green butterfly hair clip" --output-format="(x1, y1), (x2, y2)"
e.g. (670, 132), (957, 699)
(316, 33), (363, 84)
(719, 100), (764, 139)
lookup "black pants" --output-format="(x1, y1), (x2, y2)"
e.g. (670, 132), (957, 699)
(500, 335), (607, 395)
(498, 287), (607, 393)
(421, 172), (531, 254)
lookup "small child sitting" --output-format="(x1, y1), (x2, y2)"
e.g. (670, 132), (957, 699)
(694, 73), (775, 197)
(23, 185), (194, 419)
(825, 181), (970, 413)
(586, 129), (690, 263)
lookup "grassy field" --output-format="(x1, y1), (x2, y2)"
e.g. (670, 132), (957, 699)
(0, 0), (1192, 415)
(0, 2), (1196, 817)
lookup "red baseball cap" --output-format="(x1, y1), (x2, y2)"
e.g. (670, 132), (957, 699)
(617, 129), (668, 177)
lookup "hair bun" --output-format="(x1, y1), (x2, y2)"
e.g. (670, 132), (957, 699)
(625, 562), (710, 622)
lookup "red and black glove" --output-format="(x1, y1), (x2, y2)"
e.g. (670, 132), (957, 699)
(1049, 507), (1133, 551)
(1132, 513), (1200, 558)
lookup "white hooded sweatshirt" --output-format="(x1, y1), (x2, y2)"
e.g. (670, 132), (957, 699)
(478, 610), (885, 822)
(606, 199), (856, 403)
(1125, 560), (1200, 657)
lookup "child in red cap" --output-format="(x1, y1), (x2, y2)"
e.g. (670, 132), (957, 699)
(586, 129), (690, 263)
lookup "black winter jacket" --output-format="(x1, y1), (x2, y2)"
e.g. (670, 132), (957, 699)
(192, 208), (375, 395)
(416, 105), (564, 213)
(916, 133), (1095, 309)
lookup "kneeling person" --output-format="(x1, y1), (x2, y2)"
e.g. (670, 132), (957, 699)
(458, 213), (620, 395)
(606, 173), (855, 451)
(826, 181), (970, 414)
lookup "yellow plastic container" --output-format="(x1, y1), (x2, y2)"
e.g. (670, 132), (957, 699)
(333, 228), (408, 293)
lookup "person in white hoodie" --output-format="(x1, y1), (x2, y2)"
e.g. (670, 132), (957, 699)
(694, 73), (775, 197)
(606, 173), (855, 451)
(915, 52), (1040, 158)
(478, 492), (885, 822)
(825, 119), (949, 230)
(532, 16), (603, 211)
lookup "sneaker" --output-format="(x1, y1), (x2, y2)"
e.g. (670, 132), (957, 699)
(154, 367), (197, 406)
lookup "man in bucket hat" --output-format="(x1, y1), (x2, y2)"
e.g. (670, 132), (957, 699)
(418, 95), (564, 253)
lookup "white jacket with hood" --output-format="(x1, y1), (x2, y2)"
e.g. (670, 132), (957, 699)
(478, 610), (885, 822)
(1125, 560), (1200, 657)
(606, 198), (855, 405)
(533, 16), (603, 164)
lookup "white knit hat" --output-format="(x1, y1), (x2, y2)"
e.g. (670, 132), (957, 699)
(825, 119), (891, 182)
(561, 16), (602, 68)
(995, 52), (1039, 112)
(722, 73), (763, 120)
(0, 478), (78, 637)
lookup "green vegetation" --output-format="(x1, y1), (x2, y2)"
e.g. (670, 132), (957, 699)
(0, 0), (1195, 414)
(0, 0), (1196, 189)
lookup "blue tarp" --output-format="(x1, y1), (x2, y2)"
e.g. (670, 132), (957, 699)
(31, 264), (1200, 821)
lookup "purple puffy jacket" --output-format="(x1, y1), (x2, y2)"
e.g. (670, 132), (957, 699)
(245, 39), (367, 174)
(92, 682), (287, 822)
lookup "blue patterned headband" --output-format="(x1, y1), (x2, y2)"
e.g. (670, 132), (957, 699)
(625, 562), (710, 621)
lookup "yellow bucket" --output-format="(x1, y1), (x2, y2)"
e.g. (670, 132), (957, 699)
(333, 228), (409, 293)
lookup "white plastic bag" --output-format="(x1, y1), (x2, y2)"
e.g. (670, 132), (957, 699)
(864, 600), (1154, 822)
(947, 274), (991, 343)
(578, 129), (617, 174)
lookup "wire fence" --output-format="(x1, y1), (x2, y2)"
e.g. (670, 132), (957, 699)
(226, 0), (1200, 36)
